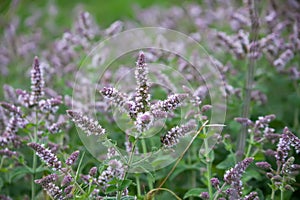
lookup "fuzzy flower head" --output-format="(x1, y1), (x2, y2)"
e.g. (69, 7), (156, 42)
(65, 150), (80, 166)
(35, 174), (64, 199)
(275, 127), (300, 163)
(0, 148), (18, 157)
(161, 119), (196, 147)
(28, 142), (62, 170)
(255, 161), (271, 170)
(210, 177), (220, 188)
(135, 111), (154, 132)
(38, 96), (62, 113)
(89, 166), (98, 177)
(67, 110), (105, 136)
(35, 174), (58, 186)
(42, 183), (63, 200)
(224, 157), (254, 197)
(1, 102), (28, 128)
(151, 93), (188, 113)
(29, 56), (44, 106)
(200, 192), (209, 200)
(16, 89), (31, 107)
(61, 174), (73, 187)
(35, 173), (63, 199)
(134, 51), (150, 113)
(97, 159), (125, 190)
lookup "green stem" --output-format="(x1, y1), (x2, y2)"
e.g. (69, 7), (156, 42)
(213, 183), (226, 200)
(135, 174), (141, 197)
(245, 133), (254, 158)
(31, 109), (38, 200)
(280, 188), (284, 200)
(74, 152), (86, 194)
(206, 161), (213, 199)
(117, 138), (138, 199)
(271, 162), (282, 200)
(203, 127), (213, 199)
(124, 139), (138, 180)
(237, 0), (259, 161)
(141, 139), (153, 190)
(271, 187), (275, 200)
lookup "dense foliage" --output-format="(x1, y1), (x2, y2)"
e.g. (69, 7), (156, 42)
(0, 0), (300, 199)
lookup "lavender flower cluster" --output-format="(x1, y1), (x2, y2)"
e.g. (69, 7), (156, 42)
(0, 56), (65, 155)
(101, 51), (197, 147)
(202, 158), (257, 200)
(1, 0), (300, 199)
(67, 110), (105, 137)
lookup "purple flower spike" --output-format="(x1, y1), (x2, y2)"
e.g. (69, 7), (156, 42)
(66, 150), (80, 166)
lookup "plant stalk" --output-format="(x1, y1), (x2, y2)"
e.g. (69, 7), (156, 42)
(31, 108), (38, 200)
(237, 0), (259, 161)
(141, 138), (154, 190)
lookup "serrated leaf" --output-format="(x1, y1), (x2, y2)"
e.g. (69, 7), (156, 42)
(183, 188), (207, 199)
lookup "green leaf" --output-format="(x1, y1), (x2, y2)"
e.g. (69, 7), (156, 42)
(170, 163), (202, 180)
(243, 165), (262, 181)
(9, 166), (31, 183)
(216, 154), (235, 169)
(183, 188), (207, 199)
(107, 177), (119, 185)
(35, 166), (51, 173)
(106, 185), (118, 194)
(119, 179), (132, 191)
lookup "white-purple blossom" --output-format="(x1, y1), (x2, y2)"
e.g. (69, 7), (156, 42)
(97, 159), (125, 190)
(224, 157), (254, 198)
(161, 120), (197, 147)
(28, 142), (62, 170)
(134, 51), (150, 113)
(65, 150), (80, 166)
(67, 110), (106, 136)
(29, 56), (44, 106)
